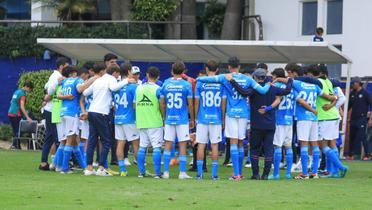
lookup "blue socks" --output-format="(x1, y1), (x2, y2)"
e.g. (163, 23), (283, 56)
(73, 146), (86, 169)
(62, 145), (73, 172)
(331, 147), (339, 174)
(230, 144), (239, 176)
(273, 147), (282, 177)
(118, 159), (127, 173)
(153, 148), (162, 176)
(238, 147), (244, 175)
(163, 150), (171, 172)
(197, 160), (204, 178)
(79, 141), (86, 162)
(301, 146), (309, 176)
(311, 146), (320, 175)
(179, 155), (187, 173)
(211, 160), (218, 178)
(137, 147), (147, 175)
(285, 148), (293, 176)
(322, 146), (346, 172)
(54, 144), (65, 168)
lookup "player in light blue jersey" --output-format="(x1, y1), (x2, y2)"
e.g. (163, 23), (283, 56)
(195, 60), (226, 180)
(268, 68), (295, 180)
(57, 66), (87, 174)
(160, 61), (195, 179)
(113, 64), (139, 177)
(197, 57), (270, 180)
(291, 79), (336, 179)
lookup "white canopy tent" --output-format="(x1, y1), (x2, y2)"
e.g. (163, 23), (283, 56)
(37, 38), (352, 155)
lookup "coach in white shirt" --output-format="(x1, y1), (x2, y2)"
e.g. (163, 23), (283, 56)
(83, 63), (134, 176)
(39, 57), (69, 170)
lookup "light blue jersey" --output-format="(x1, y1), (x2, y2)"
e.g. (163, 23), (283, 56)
(61, 77), (80, 117)
(293, 80), (323, 121)
(113, 83), (138, 124)
(195, 81), (226, 124)
(275, 82), (295, 125)
(197, 73), (270, 118)
(161, 78), (193, 125)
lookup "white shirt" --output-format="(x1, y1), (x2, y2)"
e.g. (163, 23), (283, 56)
(83, 74), (128, 115)
(44, 70), (62, 112)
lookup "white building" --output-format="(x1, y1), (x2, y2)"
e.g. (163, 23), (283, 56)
(254, 0), (372, 77)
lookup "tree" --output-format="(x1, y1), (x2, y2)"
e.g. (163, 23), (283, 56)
(109, 0), (131, 20)
(33, 0), (97, 21)
(221, 0), (242, 40)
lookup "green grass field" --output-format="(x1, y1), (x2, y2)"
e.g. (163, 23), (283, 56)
(0, 150), (371, 210)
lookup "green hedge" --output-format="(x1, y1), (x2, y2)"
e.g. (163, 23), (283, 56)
(18, 70), (52, 120)
(0, 24), (150, 58)
(0, 124), (13, 141)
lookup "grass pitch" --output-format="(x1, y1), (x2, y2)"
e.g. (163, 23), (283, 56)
(0, 150), (371, 210)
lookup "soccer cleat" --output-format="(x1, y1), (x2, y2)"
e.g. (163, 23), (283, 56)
(294, 174), (309, 180)
(244, 163), (252, 168)
(285, 174), (292, 180)
(319, 171), (332, 178)
(268, 174), (280, 180)
(196, 175), (203, 180)
(261, 175), (269, 180)
(178, 172), (192, 179)
(60, 170), (73, 174)
(84, 169), (96, 176)
(250, 175), (260, 180)
(153, 175), (162, 179)
(49, 164), (55, 171)
(138, 174), (145, 178)
(38, 163), (50, 171)
(120, 171), (128, 177)
(340, 166), (348, 178)
(211, 176), (219, 181)
(226, 162), (233, 167)
(229, 175), (242, 181)
(133, 160), (137, 165)
(92, 162), (99, 167)
(55, 167), (62, 172)
(124, 158), (131, 166)
(310, 173), (319, 179)
(163, 171), (170, 179)
(106, 168), (119, 176)
(189, 160), (193, 166)
(96, 169), (113, 177)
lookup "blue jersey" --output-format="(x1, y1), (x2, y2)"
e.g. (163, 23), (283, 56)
(197, 73), (269, 118)
(195, 81), (226, 124)
(61, 77), (80, 117)
(161, 78), (193, 125)
(113, 83), (138, 124)
(293, 80), (323, 121)
(275, 82), (294, 125)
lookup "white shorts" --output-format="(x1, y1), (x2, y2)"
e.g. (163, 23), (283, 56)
(115, 124), (140, 141)
(196, 124), (222, 144)
(273, 125), (293, 147)
(139, 128), (164, 148)
(297, 121), (318, 142)
(225, 116), (247, 140)
(56, 123), (65, 142)
(318, 120), (339, 140)
(61, 116), (79, 137)
(80, 120), (89, 140)
(164, 124), (190, 142)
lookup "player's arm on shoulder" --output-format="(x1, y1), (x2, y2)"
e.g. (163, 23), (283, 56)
(297, 97), (317, 115)
(230, 79), (254, 97)
(295, 76), (322, 88)
(196, 75), (221, 83)
(77, 76), (98, 93)
(251, 78), (270, 94)
(273, 78), (293, 96)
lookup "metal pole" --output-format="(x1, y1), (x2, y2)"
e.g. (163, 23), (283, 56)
(340, 62), (352, 158)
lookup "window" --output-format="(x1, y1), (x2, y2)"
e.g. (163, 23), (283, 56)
(327, 0), (343, 34)
(0, 0), (31, 20)
(302, 1), (318, 35)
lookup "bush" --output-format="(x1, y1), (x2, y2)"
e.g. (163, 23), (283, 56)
(0, 124), (13, 141)
(18, 70), (52, 120)
(0, 24), (150, 59)
(201, 0), (226, 38)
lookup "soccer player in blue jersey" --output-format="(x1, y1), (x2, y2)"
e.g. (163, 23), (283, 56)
(197, 57), (270, 180)
(195, 60), (226, 180)
(113, 64), (139, 177)
(290, 77), (336, 179)
(269, 68), (295, 180)
(78, 67), (92, 166)
(160, 61), (195, 179)
(57, 66), (87, 174)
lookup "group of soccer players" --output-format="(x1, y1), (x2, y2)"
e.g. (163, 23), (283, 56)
(42, 53), (348, 181)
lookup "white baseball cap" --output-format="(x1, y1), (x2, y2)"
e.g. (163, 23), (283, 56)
(132, 66), (140, 74)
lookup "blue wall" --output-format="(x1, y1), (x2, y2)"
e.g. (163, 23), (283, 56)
(0, 56), (204, 123)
